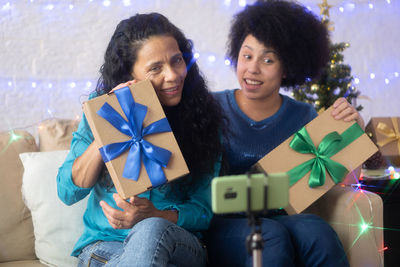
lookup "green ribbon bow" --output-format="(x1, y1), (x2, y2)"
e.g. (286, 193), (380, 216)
(287, 123), (364, 188)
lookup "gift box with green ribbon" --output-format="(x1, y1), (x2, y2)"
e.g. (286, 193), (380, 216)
(256, 106), (378, 214)
(83, 80), (189, 199)
(366, 117), (400, 167)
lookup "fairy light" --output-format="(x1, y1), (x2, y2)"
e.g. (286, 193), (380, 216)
(224, 0), (231, 6)
(48, 83), (53, 88)
(394, 72), (399, 77)
(7, 81), (12, 87)
(122, 0), (131, 6)
(385, 78), (390, 84)
(354, 77), (360, 84)
(224, 59), (231, 66)
(31, 82), (37, 88)
(208, 55), (216, 62)
(368, 3), (374, 9)
(193, 52), (200, 59)
(102, 0), (111, 7)
(360, 222), (370, 234)
(238, 0), (247, 7)
(2, 2), (11, 11)
(9, 131), (22, 143)
(370, 73), (375, 79)
(44, 4), (54, 10)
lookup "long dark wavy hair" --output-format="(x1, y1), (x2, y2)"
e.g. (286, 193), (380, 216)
(95, 13), (225, 192)
(227, 0), (330, 88)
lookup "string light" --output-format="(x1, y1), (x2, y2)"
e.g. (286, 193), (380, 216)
(9, 131), (22, 143)
(208, 55), (216, 62)
(2, 2), (11, 11)
(122, 0), (131, 6)
(102, 0), (111, 7)
(360, 222), (370, 234)
(44, 4), (54, 10)
(238, 0), (247, 7)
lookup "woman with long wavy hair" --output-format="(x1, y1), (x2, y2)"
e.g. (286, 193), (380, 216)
(57, 13), (224, 267)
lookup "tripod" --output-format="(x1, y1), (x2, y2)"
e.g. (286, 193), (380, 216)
(245, 170), (269, 267)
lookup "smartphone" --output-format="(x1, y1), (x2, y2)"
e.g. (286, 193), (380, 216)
(211, 172), (289, 214)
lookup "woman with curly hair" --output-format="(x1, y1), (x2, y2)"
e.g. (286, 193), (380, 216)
(206, 1), (363, 266)
(57, 13), (224, 267)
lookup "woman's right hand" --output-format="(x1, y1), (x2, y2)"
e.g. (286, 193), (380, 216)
(71, 140), (104, 188)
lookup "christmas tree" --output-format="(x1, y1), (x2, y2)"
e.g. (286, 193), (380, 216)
(290, 0), (362, 112)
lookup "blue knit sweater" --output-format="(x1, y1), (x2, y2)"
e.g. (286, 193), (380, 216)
(213, 89), (318, 174)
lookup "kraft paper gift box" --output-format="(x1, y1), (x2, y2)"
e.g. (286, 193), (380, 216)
(83, 80), (189, 199)
(365, 117), (400, 166)
(255, 106), (378, 214)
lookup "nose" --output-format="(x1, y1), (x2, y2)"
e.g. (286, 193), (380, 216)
(164, 65), (179, 82)
(247, 60), (260, 75)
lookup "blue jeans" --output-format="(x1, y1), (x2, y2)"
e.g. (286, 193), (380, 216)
(205, 214), (349, 267)
(78, 217), (206, 267)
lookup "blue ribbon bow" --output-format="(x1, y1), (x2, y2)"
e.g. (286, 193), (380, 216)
(97, 86), (172, 187)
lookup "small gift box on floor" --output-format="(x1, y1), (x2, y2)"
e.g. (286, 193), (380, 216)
(365, 117), (400, 167)
(255, 106), (378, 214)
(83, 80), (189, 199)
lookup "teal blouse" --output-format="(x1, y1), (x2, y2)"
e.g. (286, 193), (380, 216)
(57, 111), (220, 256)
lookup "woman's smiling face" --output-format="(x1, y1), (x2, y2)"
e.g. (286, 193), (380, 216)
(132, 35), (187, 107)
(236, 34), (285, 101)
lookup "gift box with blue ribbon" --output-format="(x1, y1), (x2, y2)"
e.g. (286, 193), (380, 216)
(255, 106), (378, 214)
(83, 80), (189, 198)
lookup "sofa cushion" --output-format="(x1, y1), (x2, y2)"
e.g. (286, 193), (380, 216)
(38, 119), (78, 151)
(0, 260), (45, 267)
(20, 150), (88, 267)
(0, 130), (38, 262)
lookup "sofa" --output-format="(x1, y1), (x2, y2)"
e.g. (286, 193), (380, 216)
(0, 119), (384, 267)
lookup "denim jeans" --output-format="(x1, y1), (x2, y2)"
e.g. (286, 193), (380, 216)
(78, 217), (206, 267)
(205, 213), (349, 267)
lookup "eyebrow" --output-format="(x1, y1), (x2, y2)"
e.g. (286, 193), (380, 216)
(243, 45), (277, 54)
(145, 52), (183, 69)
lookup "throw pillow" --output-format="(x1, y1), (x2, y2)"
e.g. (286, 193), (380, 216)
(20, 150), (88, 267)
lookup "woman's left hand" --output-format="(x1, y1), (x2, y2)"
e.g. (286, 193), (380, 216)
(100, 193), (159, 229)
(331, 97), (365, 129)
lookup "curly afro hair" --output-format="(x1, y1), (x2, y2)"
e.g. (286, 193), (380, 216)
(227, 0), (330, 88)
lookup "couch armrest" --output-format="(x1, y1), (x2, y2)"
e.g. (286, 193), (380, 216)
(304, 185), (384, 267)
